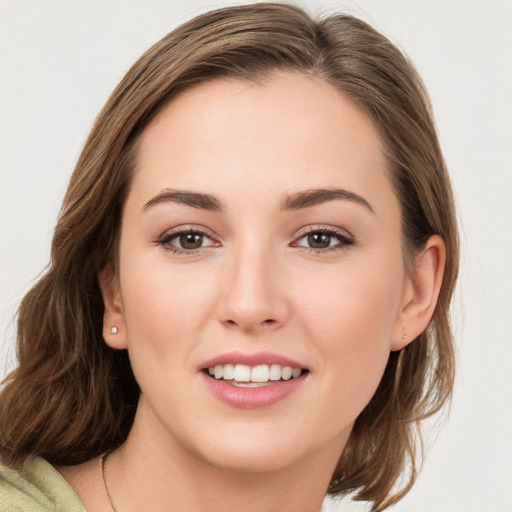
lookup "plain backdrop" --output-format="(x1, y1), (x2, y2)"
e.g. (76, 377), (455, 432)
(1, 1), (511, 510)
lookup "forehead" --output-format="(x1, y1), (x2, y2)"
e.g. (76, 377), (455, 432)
(130, 71), (396, 217)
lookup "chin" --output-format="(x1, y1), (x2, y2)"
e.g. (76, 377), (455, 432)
(188, 419), (348, 476)
(199, 438), (307, 474)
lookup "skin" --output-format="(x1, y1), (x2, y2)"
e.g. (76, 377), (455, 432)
(58, 71), (445, 512)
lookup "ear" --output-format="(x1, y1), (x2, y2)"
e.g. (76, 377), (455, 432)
(98, 264), (127, 350)
(391, 235), (446, 351)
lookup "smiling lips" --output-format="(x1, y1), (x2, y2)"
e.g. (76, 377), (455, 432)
(208, 364), (304, 387)
(201, 352), (308, 408)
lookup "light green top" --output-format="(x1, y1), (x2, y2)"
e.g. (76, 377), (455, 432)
(0, 456), (86, 511)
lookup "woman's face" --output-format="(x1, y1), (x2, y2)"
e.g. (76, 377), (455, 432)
(106, 71), (411, 474)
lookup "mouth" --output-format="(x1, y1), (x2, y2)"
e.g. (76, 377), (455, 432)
(204, 364), (308, 387)
(200, 351), (309, 408)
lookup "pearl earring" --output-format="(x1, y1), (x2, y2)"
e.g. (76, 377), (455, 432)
(110, 326), (118, 335)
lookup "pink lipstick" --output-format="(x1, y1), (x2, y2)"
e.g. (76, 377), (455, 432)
(200, 351), (309, 409)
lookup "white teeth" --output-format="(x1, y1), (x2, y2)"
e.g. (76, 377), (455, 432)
(223, 363), (234, 380)
(269, 364), (282, 381)
(233, 364), (251, 382)
(281, 366), (293, 380)
(251, 365), (270, 382)
(207, 363), (304, 383)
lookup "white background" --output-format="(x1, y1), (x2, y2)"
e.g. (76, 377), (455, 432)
(1, 1), (511, 510)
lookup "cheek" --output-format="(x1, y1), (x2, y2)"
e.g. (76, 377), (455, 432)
(116, 253), (222, 430)
(299, 255), (402, 341)
(117, 247), (219, 367)
(296, 256), (403, 413)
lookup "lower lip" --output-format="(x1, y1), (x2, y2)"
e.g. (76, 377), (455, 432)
(202, 372), (307, 409)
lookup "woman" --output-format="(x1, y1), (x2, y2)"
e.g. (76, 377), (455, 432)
(0, 3), (458, 511)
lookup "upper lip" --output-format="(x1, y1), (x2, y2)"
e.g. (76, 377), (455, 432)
(200, 351), (307, 370)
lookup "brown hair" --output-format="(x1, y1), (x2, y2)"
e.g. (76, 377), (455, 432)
(0, 3), (458, 510)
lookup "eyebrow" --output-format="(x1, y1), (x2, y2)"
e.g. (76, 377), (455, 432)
(142, 187), (374, 214)
(281, 188), (374, 213)
(142, 189), (224, 212)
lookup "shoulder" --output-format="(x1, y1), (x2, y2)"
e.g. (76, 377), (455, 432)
(0, 456), (86, 512)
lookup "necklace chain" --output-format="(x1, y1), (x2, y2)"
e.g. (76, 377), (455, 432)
(101, 451), (119, 512)
(101, 449), (331, 511)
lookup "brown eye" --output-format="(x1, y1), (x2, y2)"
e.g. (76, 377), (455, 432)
(157, 228), (217, 253)
(307, 232), (331, 249)
(179, 232), (204, 249)
(294, 227), (354, 252)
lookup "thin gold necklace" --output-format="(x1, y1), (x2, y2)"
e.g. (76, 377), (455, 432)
(101, 452), (119, 512)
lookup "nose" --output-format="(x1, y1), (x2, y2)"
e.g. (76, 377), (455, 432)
(217, 244), (290, 333)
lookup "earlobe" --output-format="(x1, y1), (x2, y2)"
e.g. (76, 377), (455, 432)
(391, 235), (446, 351)
(98, 264), (127, 350)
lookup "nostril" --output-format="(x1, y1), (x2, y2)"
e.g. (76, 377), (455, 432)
(223, 317), (278, 331)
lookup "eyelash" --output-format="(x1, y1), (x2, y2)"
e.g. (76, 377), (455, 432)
(155, 225), (354, 255)
(155, 226), (219, 254)
(292, 226), (354, 254)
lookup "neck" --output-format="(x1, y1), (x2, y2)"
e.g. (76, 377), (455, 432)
(106, 402), (346, 512)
